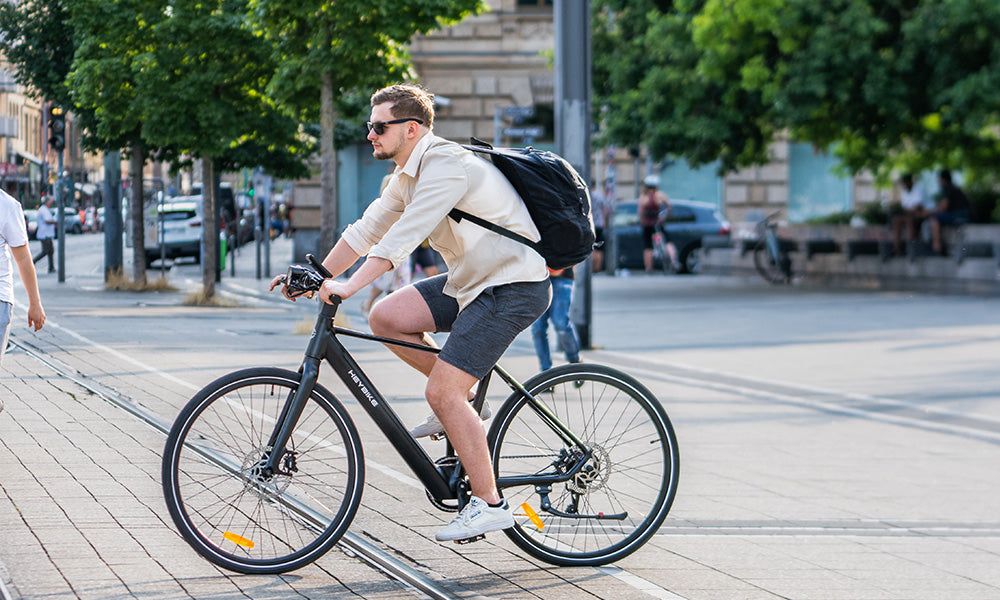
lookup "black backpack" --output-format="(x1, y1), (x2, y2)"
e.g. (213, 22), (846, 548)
(448, 138), (596, 271)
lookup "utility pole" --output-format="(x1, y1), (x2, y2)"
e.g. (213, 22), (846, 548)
(554, 0), (594, 348)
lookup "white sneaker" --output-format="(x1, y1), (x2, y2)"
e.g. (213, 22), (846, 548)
(410, 399), (492, 438)
(435, 496), (514, 541)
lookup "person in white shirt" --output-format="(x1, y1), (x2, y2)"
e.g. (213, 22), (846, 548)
(32, 195), (57, 273)
(892, 173), (931, 256)
(1, 189), (46, 376)
(272, 84), (550, 542)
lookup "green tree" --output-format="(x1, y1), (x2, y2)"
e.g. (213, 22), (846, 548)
(0, 0), (74, 107)
(250, 0), (485, 255)
(593, 0), (1000, 183)
(69, 0), (312, 294)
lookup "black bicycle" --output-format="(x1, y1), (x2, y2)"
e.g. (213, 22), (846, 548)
(161, 255), (679, 574)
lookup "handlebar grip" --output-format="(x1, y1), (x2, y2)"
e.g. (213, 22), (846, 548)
(306, 253), (333, 279)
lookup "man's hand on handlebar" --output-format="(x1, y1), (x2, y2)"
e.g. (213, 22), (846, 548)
(270, 264), (327, 301)
(318, 279), (351, 305)
(269, 273), (314, 301)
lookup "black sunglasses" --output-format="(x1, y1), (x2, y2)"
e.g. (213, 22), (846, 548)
(365, 118), (424, 135)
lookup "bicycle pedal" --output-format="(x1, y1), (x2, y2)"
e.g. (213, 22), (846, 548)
(453, 534), (486, 545)
(429, 432), (447, 441)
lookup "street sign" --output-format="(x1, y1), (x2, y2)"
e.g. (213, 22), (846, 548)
(502, 126), (545, 138)
(502, 106), (535, 118)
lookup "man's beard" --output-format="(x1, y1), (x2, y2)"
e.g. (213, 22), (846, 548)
(373, 140), (399, 161)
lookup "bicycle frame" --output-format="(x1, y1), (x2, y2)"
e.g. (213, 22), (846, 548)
(260, 298), (592, 506)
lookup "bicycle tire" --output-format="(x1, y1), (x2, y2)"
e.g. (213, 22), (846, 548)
(488, 363), (679, 566)
(753, 240), (790, 284)
(652, 231), (671, 274)
(162, 367), (365, 574)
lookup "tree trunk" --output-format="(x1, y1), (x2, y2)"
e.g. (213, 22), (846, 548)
(129, 145), (146, 284)
(319, 69), (339, 256)
(201, 156), (217, 299)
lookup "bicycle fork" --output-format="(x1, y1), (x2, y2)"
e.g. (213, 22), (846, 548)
(257, 306), (335, 480)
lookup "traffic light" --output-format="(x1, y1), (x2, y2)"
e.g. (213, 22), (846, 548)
(48, 105), (66, 152)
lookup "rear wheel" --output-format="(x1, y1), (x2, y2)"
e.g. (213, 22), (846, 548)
(489, 363), (679, 566)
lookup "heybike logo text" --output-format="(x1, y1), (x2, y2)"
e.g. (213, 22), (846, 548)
(347, 369), (378, 407)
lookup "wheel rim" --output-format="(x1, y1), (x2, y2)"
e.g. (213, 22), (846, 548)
(492, 368), (677, 563)
(167, 375), (361, 569)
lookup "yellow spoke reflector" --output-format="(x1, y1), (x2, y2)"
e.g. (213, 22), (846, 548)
(520, 502), (544, 531)
(223, 531), (255, 549)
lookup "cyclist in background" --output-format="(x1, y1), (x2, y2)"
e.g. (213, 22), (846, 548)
(271, 84), (551, 542)
(639, 175), (679, 272)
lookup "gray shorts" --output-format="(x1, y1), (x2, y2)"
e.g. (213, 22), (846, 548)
(414, 275), (551, 379)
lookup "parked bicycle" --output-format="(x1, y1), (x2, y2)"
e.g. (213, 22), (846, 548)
(162, 255), (680, 574)
(753, 211), (793, 284)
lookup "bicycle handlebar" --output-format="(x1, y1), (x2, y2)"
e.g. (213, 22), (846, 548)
(306, 253), (333, 278)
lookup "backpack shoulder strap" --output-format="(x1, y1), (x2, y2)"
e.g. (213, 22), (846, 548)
(449, 137), (541, 252)
(448, 208), (540, 251)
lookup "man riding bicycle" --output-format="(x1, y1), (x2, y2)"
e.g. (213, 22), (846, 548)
(272, 84), (551, 542)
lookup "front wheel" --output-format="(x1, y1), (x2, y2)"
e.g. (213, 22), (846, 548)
(753, 239), (791, 284)
(489, 363), (679, 566)
(162, 367), (365, 574)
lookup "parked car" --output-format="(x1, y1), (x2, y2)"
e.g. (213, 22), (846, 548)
(22, 207), (82, 238)
(611, 199), (731, 274)
(191, 182), (253, 247)
(64, 211), (83, 234)
(145, 197), (202, 267)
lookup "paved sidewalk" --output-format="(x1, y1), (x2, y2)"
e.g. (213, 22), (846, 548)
(0, 330), (423, 600)
(4, 235), (1000, 599)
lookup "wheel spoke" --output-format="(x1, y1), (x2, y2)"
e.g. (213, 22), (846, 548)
(492, 364), (678, 566)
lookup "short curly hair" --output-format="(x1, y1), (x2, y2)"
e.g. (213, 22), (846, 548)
(370, 84), (435, 129)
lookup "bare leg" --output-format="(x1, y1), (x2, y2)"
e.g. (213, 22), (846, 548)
(368, 285), (498, 502)
(930, 217), (943, 253)
(892, 214), (904, 254)
(367, 285), (438, 375)
(426, 360), (499, 503)
(643, 248), (653, 272)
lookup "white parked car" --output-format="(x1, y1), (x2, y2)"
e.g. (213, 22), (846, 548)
(145, 197), (202, 267)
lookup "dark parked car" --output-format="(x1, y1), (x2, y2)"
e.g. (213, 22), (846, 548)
(610, 199), (731, 274)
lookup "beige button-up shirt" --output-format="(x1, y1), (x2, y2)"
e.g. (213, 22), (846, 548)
(341, 133), (548, 310)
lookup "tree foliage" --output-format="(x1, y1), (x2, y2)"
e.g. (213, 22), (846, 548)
(593, 0), (1000, 180)
(250, 0), (485, 124)
(68, 0), (310, 178)
(247, 0), (484, 253)
(0, 0), (74, 108)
